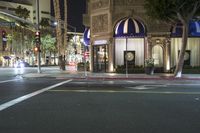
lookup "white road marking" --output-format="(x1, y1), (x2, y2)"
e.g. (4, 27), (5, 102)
(128, 85), (149, 90)
(128, 85), (168, 90)
(167, 84), (200, 86)
(0, 79), (22, 84)
(0, 79), (72, 111)
(126, 81), (157, 84)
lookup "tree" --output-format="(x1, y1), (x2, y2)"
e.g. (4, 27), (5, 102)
(15, 5), (30, 19)
(15, 5), (30, 27)
(40, 18), (52, 36)
(53, 0), (62, 54)
(15, 5), (30, 58)
(64, 0), (68, 55)
(41, 34), (56, 53)
(53, 0), (66, 70)
(53, 0), (65, 70)
(41, 34), (56, 64)
(144, 0), (200, 77)
(6, 33), (13, 53)
(40, 18), (50, 29)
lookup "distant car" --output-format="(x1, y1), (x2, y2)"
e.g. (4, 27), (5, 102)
(15, 61), (30, 68)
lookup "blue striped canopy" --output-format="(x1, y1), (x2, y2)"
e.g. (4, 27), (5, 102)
(171, 21), (200, 37)
(83, 28), (90, 46)
(114, 18), (146, 37)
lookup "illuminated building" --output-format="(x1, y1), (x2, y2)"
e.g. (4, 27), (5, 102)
(83, 0), (200, 73)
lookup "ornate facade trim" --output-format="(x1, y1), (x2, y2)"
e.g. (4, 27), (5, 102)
(91, 0), (110, 11)
(91, 14), (109, 34)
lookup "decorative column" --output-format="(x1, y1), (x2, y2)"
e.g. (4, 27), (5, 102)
(108, 38), (114, 72)
(90, 40), (94, 72)
(164, 37), (171, 72)
(147, 35), (153, 58)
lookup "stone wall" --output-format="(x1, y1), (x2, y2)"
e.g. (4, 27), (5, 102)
(85, 0), (171, 34)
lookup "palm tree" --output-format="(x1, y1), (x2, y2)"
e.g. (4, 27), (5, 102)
(53, 0), (62, 55)
(15, 5), (30, 58)
(64, 0), (68, 55)
(53, 0), (66, 70)
(40, 18), (50, 29)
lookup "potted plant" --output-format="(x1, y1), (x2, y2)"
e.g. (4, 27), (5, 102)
(145, 58), (154, 75)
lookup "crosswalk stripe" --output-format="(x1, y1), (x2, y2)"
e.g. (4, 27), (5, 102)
(0, 79), (72, 111)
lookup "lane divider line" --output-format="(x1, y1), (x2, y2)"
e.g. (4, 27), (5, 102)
(0, 79), (72, 111)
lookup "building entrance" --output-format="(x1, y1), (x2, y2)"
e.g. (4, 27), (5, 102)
(93, 45), (108, 72)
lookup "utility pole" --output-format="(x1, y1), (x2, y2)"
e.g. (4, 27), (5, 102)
(36, 0), (41, 73)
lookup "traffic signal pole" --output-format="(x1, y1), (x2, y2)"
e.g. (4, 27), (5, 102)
(36, 0), (41, 73)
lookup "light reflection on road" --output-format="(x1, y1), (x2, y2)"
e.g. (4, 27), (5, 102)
(14, 67), (25, 75)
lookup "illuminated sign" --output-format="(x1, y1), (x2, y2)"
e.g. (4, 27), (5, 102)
(0, 22), (15, 27)
(94, 40), (108, 45)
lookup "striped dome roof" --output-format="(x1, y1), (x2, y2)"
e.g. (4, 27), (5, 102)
(171, 21), (200, 37)
(83, 28), (90, 46)
(114, 18), (146, 37)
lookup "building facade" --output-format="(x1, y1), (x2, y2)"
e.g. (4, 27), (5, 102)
(0, 0), (51, 67)
(83, 0), (200, 73)
(0, 0), (51, 24)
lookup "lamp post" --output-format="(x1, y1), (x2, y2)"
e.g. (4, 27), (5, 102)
(36, 0), (41, 73)
(80, 39), (87, 78)
(125, 37), (128, 78)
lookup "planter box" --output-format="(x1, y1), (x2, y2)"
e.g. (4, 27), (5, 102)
(145, 67), (154, 75)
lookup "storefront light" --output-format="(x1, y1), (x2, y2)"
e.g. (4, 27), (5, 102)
(156, 39), (161, 44)
(94, 40), (108, 45)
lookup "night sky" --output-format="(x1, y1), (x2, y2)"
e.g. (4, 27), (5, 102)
(51, 0), (86, 32)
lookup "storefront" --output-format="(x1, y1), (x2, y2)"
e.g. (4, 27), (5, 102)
(114, 18), (146, 68)
(83, 0), (200, 73)
(171, 21), (200, 67)
(93, 40), (108, 72)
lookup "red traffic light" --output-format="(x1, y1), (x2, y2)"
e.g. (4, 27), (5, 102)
(35, 31), (41, 44)
(34, 47), (39, 52)
(35, 31), (40, 36)
(2, 30), (6, 35)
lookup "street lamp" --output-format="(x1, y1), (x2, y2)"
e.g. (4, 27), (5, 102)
(80, 39), (87, 77)
(36, 0), (41, 73)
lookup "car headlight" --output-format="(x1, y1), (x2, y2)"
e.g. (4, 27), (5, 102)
(20, 63), (25, 68)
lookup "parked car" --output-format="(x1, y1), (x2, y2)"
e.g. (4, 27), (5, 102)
(14, 61), (30, 68)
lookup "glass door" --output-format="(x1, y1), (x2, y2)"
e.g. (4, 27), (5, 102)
(93, 45), (108, 72)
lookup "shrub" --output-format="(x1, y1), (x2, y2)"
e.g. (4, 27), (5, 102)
(116, 65), (144, 73)
(77, 62), (89, 71)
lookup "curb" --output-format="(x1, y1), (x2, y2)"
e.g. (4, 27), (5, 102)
(22, 73), (200, 80)
(55, 76), (200, 81)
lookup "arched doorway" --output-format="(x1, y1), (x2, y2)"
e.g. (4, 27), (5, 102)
(152, 45), (164, 70)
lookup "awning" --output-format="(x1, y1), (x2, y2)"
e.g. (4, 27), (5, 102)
(171, 21), (200, 37)
(114, 17), (146, 38)
(83, 28), (90, 46)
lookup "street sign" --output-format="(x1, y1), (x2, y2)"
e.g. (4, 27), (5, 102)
(0, 22), (15, 27)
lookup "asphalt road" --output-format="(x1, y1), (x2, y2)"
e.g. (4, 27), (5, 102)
(0, 75), (200, 133)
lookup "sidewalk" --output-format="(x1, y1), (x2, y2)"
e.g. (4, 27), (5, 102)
(22, 69), (200, 80)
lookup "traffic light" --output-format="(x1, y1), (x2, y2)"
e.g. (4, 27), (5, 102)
(35, 31), (40, 44)
(34, 46), (39, 52)
(34, 31), (40, 52)
(2, 30), (7, 51)
(2, 30), (6, 38)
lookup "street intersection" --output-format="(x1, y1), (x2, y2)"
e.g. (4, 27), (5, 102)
(0, 67), (200, 133)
